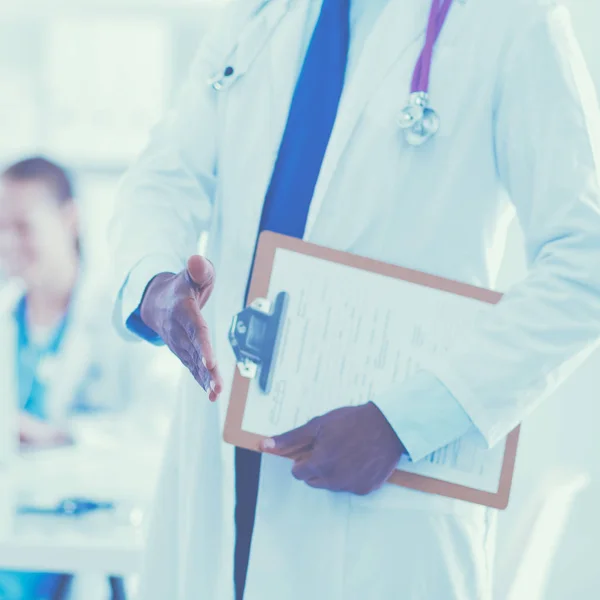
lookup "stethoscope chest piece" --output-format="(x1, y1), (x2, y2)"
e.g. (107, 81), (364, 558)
(397, 92), (440, 147)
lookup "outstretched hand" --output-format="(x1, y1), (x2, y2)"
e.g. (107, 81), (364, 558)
(140, 255), (223, 401)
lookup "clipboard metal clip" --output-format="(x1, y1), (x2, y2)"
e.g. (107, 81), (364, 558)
(228, 291), (289, 394)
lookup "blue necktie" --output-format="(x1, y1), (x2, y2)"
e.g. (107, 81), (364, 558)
(258, 0), (351, 237)
(235, 1), (350, 598)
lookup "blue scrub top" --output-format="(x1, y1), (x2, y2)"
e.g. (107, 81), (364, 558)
(14, 297), (69, 421)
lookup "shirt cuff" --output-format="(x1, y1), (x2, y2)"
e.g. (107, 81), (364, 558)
(118, 254), (184, 345)
(374, 371), (476, 463)
(126, 304), (163, 345)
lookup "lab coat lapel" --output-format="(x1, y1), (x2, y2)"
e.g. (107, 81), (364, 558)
(221, 0), (311, 256)
(266, 0), (312, 153)
(42, 278), (92, 423)
(303, 0), (430, 239)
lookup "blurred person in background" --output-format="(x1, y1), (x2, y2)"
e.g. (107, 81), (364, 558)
(0, 156), (150, 599)
(0, 157), (140, 447)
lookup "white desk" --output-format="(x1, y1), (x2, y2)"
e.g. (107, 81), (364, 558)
(0, 408), (169, 577)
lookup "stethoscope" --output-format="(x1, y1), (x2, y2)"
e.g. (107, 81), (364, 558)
(398, 0), (455, 145)
(208, 0), (456, 147)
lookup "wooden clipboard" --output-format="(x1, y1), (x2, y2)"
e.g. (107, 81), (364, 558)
(224, 231), (520, 510)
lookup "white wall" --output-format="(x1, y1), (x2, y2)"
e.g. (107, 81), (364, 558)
(496, 2), (600, 598)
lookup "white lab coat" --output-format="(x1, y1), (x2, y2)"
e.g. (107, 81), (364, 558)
(110, 0), (600, 598)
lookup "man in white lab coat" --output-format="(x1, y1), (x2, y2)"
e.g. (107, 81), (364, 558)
(110, 0), (600, 598)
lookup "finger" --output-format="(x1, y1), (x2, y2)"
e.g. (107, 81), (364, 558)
(179, 344), (213, 393)
(185, 256), (215, 321)
(210, 363), (224, 393)
(260, 420), (317, 458)
(305, 477), (342, 491)
(169, 321), (212, 392)
(204, 358), (223, 402)
(181, 302), (219, 391)
(186, 255), (215, 296)
(172, 304), (219, 401)
(211, 364), (223, 400)
(189, 308), (218, 372)
(186, 258), (221, 401)
(201, 353), (222, 388)
(293, 465), (345, 493)
(291, 458), (320, 482)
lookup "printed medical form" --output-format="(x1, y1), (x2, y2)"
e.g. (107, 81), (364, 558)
(242, 248), (508, 495)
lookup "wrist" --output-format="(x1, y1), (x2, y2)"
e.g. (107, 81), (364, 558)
(369, 401), (407, 456)
(139, 272), (176, 334)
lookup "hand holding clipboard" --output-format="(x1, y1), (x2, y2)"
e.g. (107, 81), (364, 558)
(225, 232), (520, 510)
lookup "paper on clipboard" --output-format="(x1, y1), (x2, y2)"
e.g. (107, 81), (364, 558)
(225, 232), (520, 510)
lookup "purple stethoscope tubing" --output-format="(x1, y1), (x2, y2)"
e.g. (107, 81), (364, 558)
(411, 0), (455, 94)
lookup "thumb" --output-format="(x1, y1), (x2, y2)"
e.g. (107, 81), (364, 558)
(260, 420), (317, 458)
(186, 255), (215, 290)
